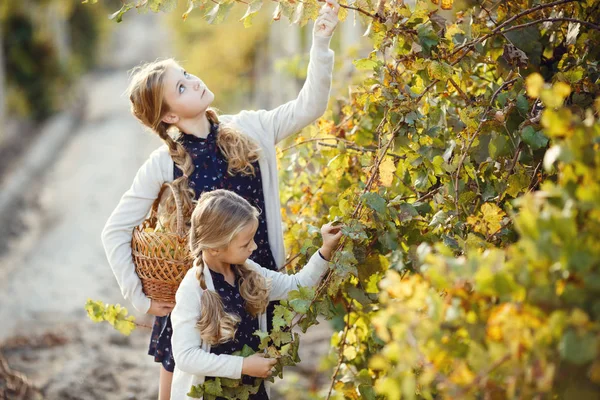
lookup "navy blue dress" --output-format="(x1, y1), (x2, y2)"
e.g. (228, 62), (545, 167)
(204, 268), (268, 399)
(148, 120), (278, 373)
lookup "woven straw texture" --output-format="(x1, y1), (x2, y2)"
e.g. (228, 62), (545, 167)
(131, 183), (192, 303)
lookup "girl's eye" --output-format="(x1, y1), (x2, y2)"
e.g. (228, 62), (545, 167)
(184, 71), (190, 78)
(179, 84), (185, 94)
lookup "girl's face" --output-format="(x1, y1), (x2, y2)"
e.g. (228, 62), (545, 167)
(217, 219), (258, 266)
(161, 63), (215, 121)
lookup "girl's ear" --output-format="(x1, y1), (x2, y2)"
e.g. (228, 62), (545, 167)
(162, 112), (179, 125)
(206, 248), (220, 257)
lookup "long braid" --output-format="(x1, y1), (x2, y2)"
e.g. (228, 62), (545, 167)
(155, 122), (195, 233)
(206, 108), (261, 177)
(194, 250), (241, 345)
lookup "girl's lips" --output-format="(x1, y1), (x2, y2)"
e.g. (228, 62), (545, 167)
(201, 88), (206, 97)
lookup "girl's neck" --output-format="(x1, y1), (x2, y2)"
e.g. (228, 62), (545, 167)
(177, 113), (211, 139)
(202, 253), (233, 277)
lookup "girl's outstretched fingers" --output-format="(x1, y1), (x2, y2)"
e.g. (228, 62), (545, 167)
(320, 222), (344, 260)
(314, 0), (340, 38)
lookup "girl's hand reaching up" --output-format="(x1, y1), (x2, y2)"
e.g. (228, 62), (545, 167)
(314, 0), (340, 38)
(319, 222), (344, 261)
(242, 353), (278, 378)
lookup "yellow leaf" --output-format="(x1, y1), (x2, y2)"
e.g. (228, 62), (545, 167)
(526, 73), (545, 98)
(589, 360), (600, 384)
(480, 203), (505, 234)
(115, 317), (136, 336)
(441, 0), (453, 10)
(343, 346), (358, 360)
(552, 81), (571, 100)
(449, 361), (475, 385)
(379, 157), (396, 187)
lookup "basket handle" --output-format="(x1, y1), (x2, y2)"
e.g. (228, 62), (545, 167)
(148, 183), (186, 237)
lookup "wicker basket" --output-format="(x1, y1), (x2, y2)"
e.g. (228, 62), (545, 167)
(131, 183), (192, 304)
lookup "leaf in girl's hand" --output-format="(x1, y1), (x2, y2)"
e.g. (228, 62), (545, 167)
(266, 345), (281, 359)
(239, 344), (256, 358)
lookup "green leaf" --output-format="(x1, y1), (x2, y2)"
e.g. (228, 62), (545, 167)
(253, 330), (271, 351)
(271, 330), (293, 347)
(272, 305), (295, 332)
(417, 24), (439, 53)
(353, 58), (378, 70)
(187, 384), (204, 399)
(488, 133), (510, 158)
(341, 221), (369, 241)
(220, 378), (241, 388)
(516, 94), (529, 115)
(361, 192), (387, 215)
(288, 286), (315, 314)
(204, 378), (224, 396)
(521, 126), (548, 150)
(359, 384), (378, 400)
(109, 3), (134, 23)
(559, 330), (597, 365)
(427, 61), (452, 81)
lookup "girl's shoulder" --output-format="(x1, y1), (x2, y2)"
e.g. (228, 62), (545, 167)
(178, 266), (202, 294)
(218, 112), (264, 141)
(140, 144), (174, 182)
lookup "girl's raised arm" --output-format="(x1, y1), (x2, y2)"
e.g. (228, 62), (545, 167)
(254, 222), (343, 300)
(239, 0), (339, 145)
(101, 145), (173, 313)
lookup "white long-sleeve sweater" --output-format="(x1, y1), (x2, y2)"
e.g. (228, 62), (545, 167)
(101, 34), (334, 314)
(170, 252), (329, 400)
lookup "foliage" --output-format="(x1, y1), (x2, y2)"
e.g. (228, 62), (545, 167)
(188, 345), (267, 399)
(85, 299), (137, 336)
(97, 0), (600, 398)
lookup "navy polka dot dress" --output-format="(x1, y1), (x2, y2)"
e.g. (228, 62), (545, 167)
(148, 120), (278, 373)
(204, 268), (268, 399)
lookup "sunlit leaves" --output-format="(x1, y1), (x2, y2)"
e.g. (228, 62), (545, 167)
(84, 299), (136, 336)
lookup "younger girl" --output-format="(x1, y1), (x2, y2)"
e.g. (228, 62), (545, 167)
(170, 189), (342, 400)
(101, 1), (340, 398)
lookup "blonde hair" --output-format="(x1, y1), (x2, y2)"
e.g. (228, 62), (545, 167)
(125, 59), (261, 232)
(189, 190), (269, 345)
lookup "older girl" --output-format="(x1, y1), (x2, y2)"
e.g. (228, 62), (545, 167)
(101, 1), (340, 398)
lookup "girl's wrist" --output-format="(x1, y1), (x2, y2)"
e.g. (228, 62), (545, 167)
(319, 247), (333, 261)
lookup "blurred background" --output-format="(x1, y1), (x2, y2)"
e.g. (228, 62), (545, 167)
(0, 1), (370, 398)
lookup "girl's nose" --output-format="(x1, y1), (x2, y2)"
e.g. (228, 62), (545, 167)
(194, 82), (200, 91)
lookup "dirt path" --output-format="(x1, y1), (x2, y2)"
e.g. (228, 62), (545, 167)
(0, 12), (171, 400)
